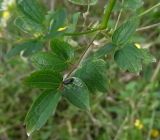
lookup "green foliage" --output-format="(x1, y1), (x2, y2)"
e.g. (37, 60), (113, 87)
(25, 90), (61, 135)
(47, 8), (67, 38)
(63, 77), (90, 110)
(14, 17), (44, 35)
(75, 59), (108, 93)
(31, 52), (67, 72)
(16, 0), (45, 24)
(67, 12), (80, 33)
(7, 39), (43, 58)
(112, 18), (139, 45)
(24, 70), (62, 89)
(3, 0), (158, 137)
(123, 0), (144, 10)
(94, 43), (116, 58)
(68, 0), (97, 5)
(51, 39), (74, 62)
(114, 44), (156, 73)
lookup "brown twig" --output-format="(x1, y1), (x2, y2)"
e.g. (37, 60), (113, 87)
(66, 33), (99, 78)
(151, 60), (160, 82)
(136, 22), (160, 32)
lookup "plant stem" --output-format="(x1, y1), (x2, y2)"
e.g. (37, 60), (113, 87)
(138, 2), (160, 17)
(65, 0), (116, 36)
(151, 60), (160, 82)
(113, 115), (128, 140)
(114, 0), (124, 30)
(64, 28), (100, 36)
(65, 0), (117, 78)
(100, 0), (116, 29)
(66, 33), (99, 78)
(50, 0), (56, 10)
(147, 110), (156, 140)
(136, 22), (160, 31)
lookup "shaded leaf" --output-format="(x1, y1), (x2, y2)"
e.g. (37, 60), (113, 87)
(24, 70), (62, 89)
(47, 8), (67, 38)
(140, 49), (156, 64)
(112, 18), (139, 45)
(32, 52), (67, 72)
(67, 12), (80, 33)
(14, 17), (44, 35)
(51, 39), (74, 61)
(94, 43), (117, 58)
(6, 40), (43, 58)
(123, 0), (144, 10)
(63, 77), (90, 110)
(75, 58), (108, 93)
(68, 0), (97, 5)
(16, 0), (45, 24)
(25, 90), (61, 135)
(114, 44), (156, 73)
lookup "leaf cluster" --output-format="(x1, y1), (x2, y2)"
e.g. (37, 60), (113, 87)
(6, 0), (156, 135)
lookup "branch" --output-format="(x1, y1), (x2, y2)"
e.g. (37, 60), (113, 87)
(66, 33), (99, 78)
(151, 60), (160, 82)
(138, 2), (160, 17)
(100, 0), (116, 29)
(64, 28), (100, 36)
(65, 0), (117, 78)
(65, 0), (116, 36)
(136, 22), (160, 31)
(114, 0), (124, 30)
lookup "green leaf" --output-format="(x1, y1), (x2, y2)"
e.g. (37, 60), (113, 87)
(112, 18), (139, 45)
(68, 0), (97, 5)
(51, 39), (74, 62)
(16, 0), (45, 24)
(94, 43), (116, 58)
(25, 90), (61, 135)
(24, 70), (62, 89)
(114, 44), (156, 73)
(6, 40), (43, 58)
(75, 58), (108, 93)
(31, 52), (67, 72)
(123, 0), (144, 10)
(14, 17), (44, 35)
(67, 12), (80, 33)
(140, 49), (156, 64)
(22, 41), (43, 57)
(47, 8), (67, 38)
(63, 77), (90, 110)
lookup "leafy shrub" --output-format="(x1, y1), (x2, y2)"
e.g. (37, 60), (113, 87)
(4, 0), (159, 136)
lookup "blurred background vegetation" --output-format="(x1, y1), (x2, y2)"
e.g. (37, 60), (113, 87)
(0, 0), (160, 139)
